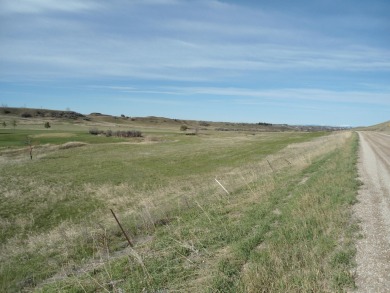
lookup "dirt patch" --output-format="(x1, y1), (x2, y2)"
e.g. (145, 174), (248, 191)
(59, 142), (88, 149)
(32, 133), (75, 138)
(353, 132), (390, 292)
(298, 176), (310, 185)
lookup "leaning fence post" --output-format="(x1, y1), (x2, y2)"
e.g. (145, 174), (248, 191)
(110, 209), (133, 247)
(267, 159), (274, 172)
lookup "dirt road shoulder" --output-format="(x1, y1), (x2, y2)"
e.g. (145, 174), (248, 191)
(353, 132), (390, 292)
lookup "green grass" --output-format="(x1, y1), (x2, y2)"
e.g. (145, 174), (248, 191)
(0, 132), (324, 241)
(38, 133), (358, 293)
(0, 129), (131, 148)
(0, 126), (358, 292)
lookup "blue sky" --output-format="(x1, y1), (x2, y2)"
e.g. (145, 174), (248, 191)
(0, 0), (389, 126)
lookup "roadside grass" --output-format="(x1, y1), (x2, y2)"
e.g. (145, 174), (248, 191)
(0, 129), (358, 292)
(235, 134), (359, 292)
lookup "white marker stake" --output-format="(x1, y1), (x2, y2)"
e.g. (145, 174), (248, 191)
(215, 178), (230, 195)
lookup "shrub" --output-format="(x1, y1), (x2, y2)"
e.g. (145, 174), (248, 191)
(44, 122), (51, 129)
(180, 125), (188, 131)
(131, 131), (142, 137)
(88, 128), (142, 137)
(89, 128), (101, 135)
(258, 122), (273, 126)
(21, 112), (32, 118)
(115, 130), (142, 137)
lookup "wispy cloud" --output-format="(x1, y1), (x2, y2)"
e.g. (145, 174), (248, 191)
(0, 0), (101, 14)
(101, 85), (390, 106)
(1, 0), (389, 82)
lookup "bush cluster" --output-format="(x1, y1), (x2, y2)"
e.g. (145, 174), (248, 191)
(89, 128), (103, 135)
(89, 128), (142, 137)
(51, 111), (84, 119)
(21, 112), (33, 118)
(198, 121), (210, 127)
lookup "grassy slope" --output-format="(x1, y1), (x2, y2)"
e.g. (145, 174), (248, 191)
(0, 121), (358, 292)
(360, 120), (390, 132)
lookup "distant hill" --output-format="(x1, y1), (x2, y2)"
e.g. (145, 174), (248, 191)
(0, 106), (347, 132)
(0, 106), (85, 120)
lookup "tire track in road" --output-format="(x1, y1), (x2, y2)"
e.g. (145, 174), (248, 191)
(354, 132), (390, 292)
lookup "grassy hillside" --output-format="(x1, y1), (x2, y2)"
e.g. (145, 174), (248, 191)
(0, 112), (359, 292)
(360, 120), (390, 132)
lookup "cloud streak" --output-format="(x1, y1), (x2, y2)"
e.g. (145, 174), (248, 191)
(0, 0), (101, 14)
(102, 85), (390, 106)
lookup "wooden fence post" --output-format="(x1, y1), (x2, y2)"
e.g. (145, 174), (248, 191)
(110, 209), (133, 247)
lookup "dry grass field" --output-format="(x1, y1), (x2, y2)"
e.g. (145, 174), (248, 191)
(0, 111), (360, 292)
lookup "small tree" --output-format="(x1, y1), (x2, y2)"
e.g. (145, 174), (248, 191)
(44, 121), (51, 129)
(180, 125), (188, 131)
(2, 121), (6, 128)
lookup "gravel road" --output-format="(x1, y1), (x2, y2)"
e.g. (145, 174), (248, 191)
(354, 131), (390, 292)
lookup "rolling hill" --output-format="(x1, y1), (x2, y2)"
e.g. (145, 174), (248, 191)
(361, 120), (390, 132)
(0, 106), (347, 132)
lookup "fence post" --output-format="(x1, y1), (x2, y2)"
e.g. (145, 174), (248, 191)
(110, 209), (133, 247)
